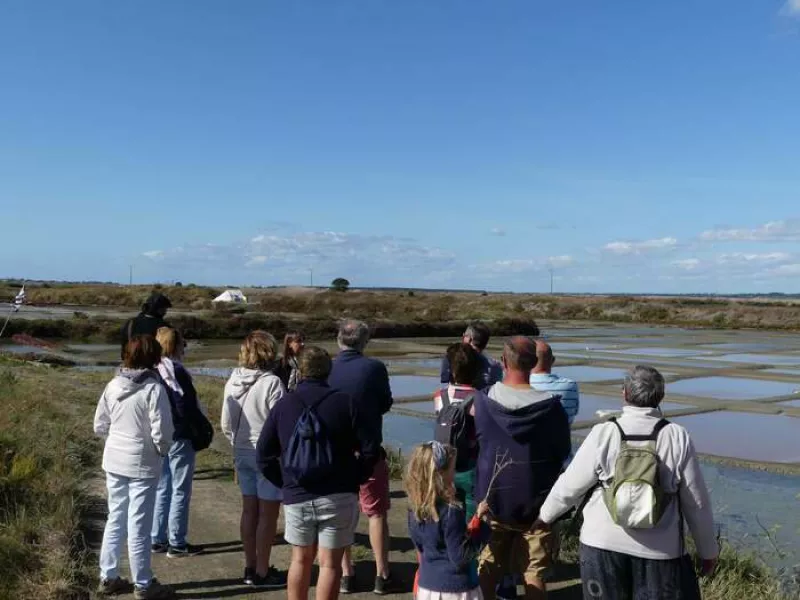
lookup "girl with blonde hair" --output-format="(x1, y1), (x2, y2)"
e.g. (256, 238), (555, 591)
(406, 441), (490, 600)
(220, 331), (287, 589)
(151, 327), (204, 557)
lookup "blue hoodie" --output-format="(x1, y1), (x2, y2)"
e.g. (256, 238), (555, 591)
(474, 386), (571, 525)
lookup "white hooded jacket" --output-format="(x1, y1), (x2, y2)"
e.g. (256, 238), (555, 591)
(94, 368), (174, 479)
(220, 367), (285, 453)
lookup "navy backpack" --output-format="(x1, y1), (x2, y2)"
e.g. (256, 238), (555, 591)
(283, 391), (336, 486)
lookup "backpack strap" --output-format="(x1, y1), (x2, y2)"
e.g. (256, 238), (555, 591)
(613, 417), (670, 442)
(440, 387), (450, 409)
(608, 417), (628, 440)
(461, 392), (476, 411)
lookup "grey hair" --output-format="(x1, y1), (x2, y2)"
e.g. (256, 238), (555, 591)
(623, 365), (665, 408)
(337, 319), (370, 352)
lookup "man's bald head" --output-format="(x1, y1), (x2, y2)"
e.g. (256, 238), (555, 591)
(502, 336), (538, 373)
(534, 339), (555, 373)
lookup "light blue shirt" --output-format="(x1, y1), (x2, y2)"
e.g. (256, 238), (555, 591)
(529, 372), (580, 425)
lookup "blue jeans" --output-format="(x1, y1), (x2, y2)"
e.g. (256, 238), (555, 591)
(99, 472), (158, 588)
(579, 543), (701, 600)
(151, 439), (196, 548)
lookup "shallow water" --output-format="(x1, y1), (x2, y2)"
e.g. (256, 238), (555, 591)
(389, 375), (441, 398)
(701, 342), (784, 352)
(598, 347), (710, 357)
(550, 365), (629, 382)
(572, 396), (692, 423)
(193, 367), (235, 379)
(65, 343), (119, 352)
(765, 368), (800, 376)
(670, 412), (800, 463)
(707, 353), (800, 366)
(381, 412), (800, 567)
(550, 342), (613, 351)
(779, 399), (800, 408)
(384, 358), (442, 370)
(667, 377), (800, 400)
(0, 343), (52, 355)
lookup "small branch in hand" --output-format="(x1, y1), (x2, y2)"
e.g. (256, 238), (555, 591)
(483, 449), (514, 505)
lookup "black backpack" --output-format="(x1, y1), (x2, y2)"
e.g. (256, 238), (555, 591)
(434, 389), (475, 472)
(185, 408), (214, 452)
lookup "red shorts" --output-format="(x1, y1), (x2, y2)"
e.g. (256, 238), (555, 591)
(359, 457), (390, 517)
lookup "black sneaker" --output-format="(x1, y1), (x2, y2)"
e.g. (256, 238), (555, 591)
(97, 577), (132, 596)
(340, 575), (355, 594)
(243, 567), (256, 586)
(373, 574), (392, 595)
(252, 567), (287, 589)
(151, 543), (168, 554)
(166, 544), (203, 558)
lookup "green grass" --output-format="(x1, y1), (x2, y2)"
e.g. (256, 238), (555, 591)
(0, 361), (106, 600)
(555, 514), (793, 599)
(0, 360), (794, 599)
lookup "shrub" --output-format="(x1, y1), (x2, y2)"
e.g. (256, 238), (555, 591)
(331, 277), (350, 292)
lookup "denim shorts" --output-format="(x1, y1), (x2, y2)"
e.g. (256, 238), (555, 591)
(284, 493), (359, 549)
(234, 451), (282, 502)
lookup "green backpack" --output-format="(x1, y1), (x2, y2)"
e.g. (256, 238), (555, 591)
(603, 418), (672, 529)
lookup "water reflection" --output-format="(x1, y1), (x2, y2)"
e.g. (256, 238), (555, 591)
(668, 377), (800, 400)
(707, 353), (800, 366)
(389, 375), (440, 398)
(382, 412), (800, 568)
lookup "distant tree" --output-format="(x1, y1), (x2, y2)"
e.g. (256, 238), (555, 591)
(174, 281), (183, 287)
(331, 278), (350, 292)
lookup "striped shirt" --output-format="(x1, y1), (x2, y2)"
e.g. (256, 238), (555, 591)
(529, 372), (580, 425)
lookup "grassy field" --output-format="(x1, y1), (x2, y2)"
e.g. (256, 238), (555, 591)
(4, 282), (800, 341)
(0, 359), (108, 600)
(0, 360), (793, 599)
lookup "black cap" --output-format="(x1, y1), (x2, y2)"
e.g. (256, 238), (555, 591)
(142, 292), (172, 315)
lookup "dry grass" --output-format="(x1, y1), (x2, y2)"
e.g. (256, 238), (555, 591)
(5, 281), (800, 334)
(0, 359), (106, 600)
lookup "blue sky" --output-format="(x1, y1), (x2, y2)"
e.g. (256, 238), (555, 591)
(2, 1), (800, 293)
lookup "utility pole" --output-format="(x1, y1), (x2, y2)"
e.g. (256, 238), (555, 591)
(129, 265), (133, 286)
(549, 268), (554, 295)
(310, 268), (313, 288)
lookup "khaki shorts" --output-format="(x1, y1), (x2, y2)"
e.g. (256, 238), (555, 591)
(478, 520), (555, 582)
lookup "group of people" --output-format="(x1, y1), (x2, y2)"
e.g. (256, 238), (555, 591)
(413, 326), (718, 600)
(93, 292), (719, 600)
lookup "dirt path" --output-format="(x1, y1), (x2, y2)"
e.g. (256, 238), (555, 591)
(100, 469), (581, 600)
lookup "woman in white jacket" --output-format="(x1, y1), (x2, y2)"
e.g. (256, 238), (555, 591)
(220, 331), (286, 589)
(94, 335), (175, 600)
(537, 365), (719, 600)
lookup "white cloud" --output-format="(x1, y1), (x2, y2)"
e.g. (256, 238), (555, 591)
(603, 237), (678, 255)
(476, 255), (575, 275)
(716, 252), (791, 265)
(490, 227), (506, 237)
(142, 230), (458, 286)
(672, 258), (701, 271)
(767, 263), (800, 276)
(699, 220), (800, 242)
(782, 0), (800, 17)
(246, 255), (268, 267)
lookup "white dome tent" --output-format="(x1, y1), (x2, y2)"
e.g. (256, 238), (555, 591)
(212, 289), (247, 304)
